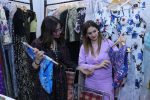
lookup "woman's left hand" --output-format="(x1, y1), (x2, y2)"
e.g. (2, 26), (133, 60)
(117, 34), (126, 43)
(77, 67), (94, 76)
(87, 67), (95, 75)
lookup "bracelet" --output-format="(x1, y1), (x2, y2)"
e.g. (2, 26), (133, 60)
(34, 60), (40, 65)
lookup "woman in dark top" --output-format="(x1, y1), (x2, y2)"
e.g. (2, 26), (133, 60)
(31, 16), (76, 100)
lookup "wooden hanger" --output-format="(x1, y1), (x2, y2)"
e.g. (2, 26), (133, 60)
(112, 34), (126, 47)
(22, 5), (27, 12)
(120, 0), (130, 7)
(15, 3), (28, 12)
(76, 1), (86, 8)
(108, 0), (131, 10)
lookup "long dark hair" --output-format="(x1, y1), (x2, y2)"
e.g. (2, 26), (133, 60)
(39, 16), (64, 49)
(82, 20), (103, 56)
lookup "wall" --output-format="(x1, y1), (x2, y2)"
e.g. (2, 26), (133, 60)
(32, 0), (44, 37)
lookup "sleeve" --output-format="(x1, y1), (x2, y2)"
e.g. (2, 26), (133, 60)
(28, 39), (41, 71)
(108, 39), (127, 67)
(78, 45), (94, 69)
(60, 44), (77, 70)
(107, 39), (118, 51)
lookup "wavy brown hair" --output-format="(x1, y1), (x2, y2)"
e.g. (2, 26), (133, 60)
(82, 20), (103, 56)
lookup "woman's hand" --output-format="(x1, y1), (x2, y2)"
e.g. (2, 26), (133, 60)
(117, 34), (126, 45)
(32, 48), (44, 69)
(94, 60), (111, 70)
(77, 67), (94, 76)
(34, 48), (44, 64)
(100, 60), (111, 68)
(111, 34), (126, 48)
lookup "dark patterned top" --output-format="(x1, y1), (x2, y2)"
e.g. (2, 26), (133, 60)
(31, 39), (76, 100)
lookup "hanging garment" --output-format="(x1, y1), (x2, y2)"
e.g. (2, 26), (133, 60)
(67, 41), (80, 64)
(0, 60), (5, 95)
(13, 8), (30, 38)
(139, 32), (150, 100)
(28, 10), (37, 44)
(6, 3), (18, 97)
(0, 5), (16, 98)
(60, 9), (68, 32)
(13, 34), (34, 100)
(65, 7), (78, 42)
(0, 5), (12, 45)
(139, 5), (150, 99)
(117, 29), (144, 100)
(62, 8), (83, 65)
(74, 7), (86, 34)
(108, 45), (128, 88)
(0, 38), (5, 95)
(84, 0), (97, 21)
(144, 32), (150, 49)
(13, 8), (34, 100)
(65, 8), (80, 65)
(1, 44), (16, 98)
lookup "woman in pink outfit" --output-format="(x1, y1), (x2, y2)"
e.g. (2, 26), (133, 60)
(78, 20), (125, 100)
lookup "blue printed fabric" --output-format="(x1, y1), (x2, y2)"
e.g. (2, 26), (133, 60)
(23, 42), (54, 94)
(108, 45), (128, 88)
(39, 56), (53, 94)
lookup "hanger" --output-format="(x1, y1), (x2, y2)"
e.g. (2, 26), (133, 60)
(56, 3), (70, 13)
(112, 34), (126, 47)
(16, 3), (28, 12)
(22, 5), (27, 12)
(76, 1), (86, 8)
(120, 0), (130, 7)
(107, 3), (121, 11)
(108, 0), (131, 11)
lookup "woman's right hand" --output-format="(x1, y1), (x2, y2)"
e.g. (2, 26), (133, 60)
(34, 48), (44, 65)
(97, 60), (111, 69)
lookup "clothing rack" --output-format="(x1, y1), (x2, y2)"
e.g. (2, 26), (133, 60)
(44, 0), (83, 17)
(9, 0), (33, 10)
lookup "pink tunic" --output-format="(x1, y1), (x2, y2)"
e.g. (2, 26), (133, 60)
(78, 39), (117, 100)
